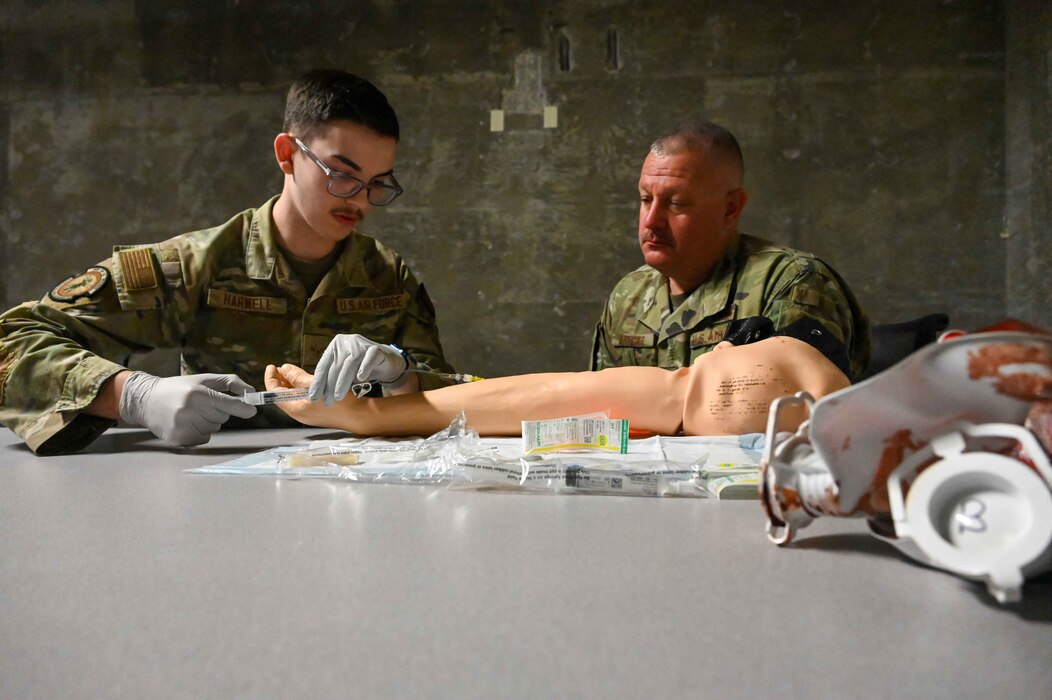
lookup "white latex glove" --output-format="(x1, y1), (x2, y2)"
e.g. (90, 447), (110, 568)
(118, 371), (258, 446)
(309, 334), (410, 405)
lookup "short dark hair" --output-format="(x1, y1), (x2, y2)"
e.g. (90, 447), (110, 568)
(283, 69), (399, 141)
(650, 122), (744, 184)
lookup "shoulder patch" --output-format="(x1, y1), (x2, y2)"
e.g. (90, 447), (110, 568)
(790, 286), (822, 307)
(48, 266), (111, 303)
(155, 247), (181, 264)
(116, 248), (159, 291)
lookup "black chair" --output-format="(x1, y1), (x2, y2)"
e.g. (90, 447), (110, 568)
(858, 313), (950, 381)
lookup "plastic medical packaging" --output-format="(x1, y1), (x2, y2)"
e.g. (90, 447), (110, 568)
(188, 414), (765, 499)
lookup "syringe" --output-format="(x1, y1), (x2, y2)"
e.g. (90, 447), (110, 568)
(241, 387), (310, 405)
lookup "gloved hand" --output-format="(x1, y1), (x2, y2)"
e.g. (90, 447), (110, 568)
(118, 371), (258, 446)
(309, 334), (410, 405)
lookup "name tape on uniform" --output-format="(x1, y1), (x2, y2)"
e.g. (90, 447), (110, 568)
(616, 333), (655, 348)
(336, 294), (408, 314)
(690, 326), (728, 347)
(207, 288), (288, 315)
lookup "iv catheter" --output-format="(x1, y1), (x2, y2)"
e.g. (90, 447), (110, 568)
(351, 368), (485, 399)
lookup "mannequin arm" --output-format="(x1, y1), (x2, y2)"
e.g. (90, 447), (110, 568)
(681, 337), (851, 435)
(265, 336), (849, 438)
(264, 363), (689, 436)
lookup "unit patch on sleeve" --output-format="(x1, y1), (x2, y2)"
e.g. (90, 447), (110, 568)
(48, 266), (111, 303)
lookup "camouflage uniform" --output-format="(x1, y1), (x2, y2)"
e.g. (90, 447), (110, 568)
(591, 232), (871, 378)
(0, 196), (453, 455)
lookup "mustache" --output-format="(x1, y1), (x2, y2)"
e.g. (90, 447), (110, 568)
(640, 227), (669, 242)
(333, 205), (364, 220)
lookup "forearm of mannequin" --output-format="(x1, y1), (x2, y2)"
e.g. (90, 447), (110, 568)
(271, 365), (689, 437)
(84, 370), (131, 420)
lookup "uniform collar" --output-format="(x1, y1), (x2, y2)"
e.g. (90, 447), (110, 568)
(325, 232), (378, 290)
(683, 231), (742, 319)
(245, 196), (375, 294)
(245, 196), (282, 281)
(642, 232), (744, 341)
(636, 275), (671, 334)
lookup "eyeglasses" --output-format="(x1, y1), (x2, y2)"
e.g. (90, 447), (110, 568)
(293, 136), (403, 206)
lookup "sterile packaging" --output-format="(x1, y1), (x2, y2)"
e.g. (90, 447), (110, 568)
(665, 434), (764, 499)
(189, 414), (479, 483)
(448, 454), (697, 496)
(189, 414), (766, 499)
(521, 414), (629, 454)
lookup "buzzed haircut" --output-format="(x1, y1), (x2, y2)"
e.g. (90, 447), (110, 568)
(650, 122), (744, 184)
(283, 69), (400, 142)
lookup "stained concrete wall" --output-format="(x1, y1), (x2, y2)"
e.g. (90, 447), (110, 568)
(1006, 0), (1052, 328)
(0, 0), (1038, 378)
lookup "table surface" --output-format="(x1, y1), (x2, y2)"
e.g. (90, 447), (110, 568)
(2, 427), (1050, 700)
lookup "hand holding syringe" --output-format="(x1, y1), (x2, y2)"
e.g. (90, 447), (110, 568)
(241, 368), (483, 405)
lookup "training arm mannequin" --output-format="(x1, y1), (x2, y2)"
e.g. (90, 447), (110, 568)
(266, 362), (690, 436)
(265, 336), (850, 438)
(680, 336), (850, 435)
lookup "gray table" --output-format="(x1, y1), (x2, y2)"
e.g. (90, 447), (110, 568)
(2, 427), (1050, 699)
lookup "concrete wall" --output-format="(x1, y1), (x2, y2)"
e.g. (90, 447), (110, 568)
(1, 0), (1036, 378)
(1006, 0), (1052, 327)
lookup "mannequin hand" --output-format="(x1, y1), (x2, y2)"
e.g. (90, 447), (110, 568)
(118, 371), (257, 446)
(309, 334), (409, 405)
(266, 363), (336, 428)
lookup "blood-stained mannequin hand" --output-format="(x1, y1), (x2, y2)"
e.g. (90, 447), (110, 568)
(264, 336), (850, 437)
